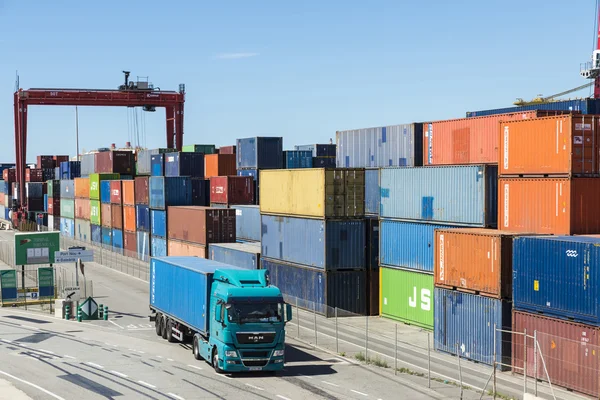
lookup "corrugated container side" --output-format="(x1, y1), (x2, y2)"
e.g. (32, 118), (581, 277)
(513, 236), (600, 324)
(48, 198), (60, 216)
(237, 137), (283, 169)
(90, 200), (101, 226)
(89, 173), (120, 200)
(312, 157), (336, 168)
(219, 145), (236, 154)
(149, 177), (192, 210)
(60, 161), (81, 180)
(122, 180), (135, 206)
(209, 176), (254, 205)
(151, 236), (167, 257)
(74, 178), (90, 198)
(367, 268), (379, 316)
(167, 206), (236, 245)
(204, 154), (236, 178)
(237, 169), (259, 204)
(74, 198), (90, 220)
(434, 288), (512, 369)
(101, 203), (112, 227)
(151, 209), (167, 238)
(466, 99), (600, 117)
(134, 177), (149, 204)
(60, 199), (75, 219)
(60, 180), (75, 199)
(380, 165), (498, 227)
(26, 182), (44, 199)
(123, 205), (135, 232)
(434, 229), (515, 299)
(365, 168), (379, 215)
(182, 144), (216, 154)
(135, 204), (150, 232)
(111, 204), (123, 230)
(261, 214), (366, 270)
(137, 231), (151, 261)
(380, 267), (433, 329)
(232, 205), (260, 241)
(80, 154), (95, 177)
(261, 257), (367, 316)
(91, 224), (102, 244)
(151, 154), (165, 176)
(74, 219), (91, 242)
(512, 310), (600, 397)
(95, 150), (134, 174)
(124, 230), (137, 255)
(47, 180), (59, 198)
(60, 217), (75, 237)
(136, 149), (153, 176)
(101, 226), (112, 247)
(164, 152), (205, 177)
(110, 180), (123, 204)
(209, 242), (261, 270)
(191, 179), (210, 206)
(100, 180), (111, 203)
(112, 229), (124, 254)
(167, 239), (207, 258)
(284, 150), (313, 169)
(366, 218), (379, 270)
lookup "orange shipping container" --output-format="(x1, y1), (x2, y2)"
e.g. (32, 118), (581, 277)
(123, 205), (136, 232)
(111, 204), (123, 230)
(204, 154), (236, 178)
(101, 203), (112, 227)
(499, 177), (600, 235)
(75, 198), (91, 220)
(423, 110), (572, 165)
(74, 178), (90, 198)
(122, 180), (135, 206)
(500, 114), (600, 176)
(434, 228), (518, 299)
(167, 239), (207, 258)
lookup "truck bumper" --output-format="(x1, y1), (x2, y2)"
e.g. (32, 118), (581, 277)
(221, 359), (285, 373)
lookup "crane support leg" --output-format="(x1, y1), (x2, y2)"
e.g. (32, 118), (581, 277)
(166, 107), (175, 149)
(175, 102), (184, 151)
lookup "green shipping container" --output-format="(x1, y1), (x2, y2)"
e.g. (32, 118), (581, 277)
(380, 267), (433, 329)
(182, 144), (216, 154)
(90, 200), (101, 225)
(89, 173), (119, 200)
(60, 199), (75, 219)
(47, 180), (57, 198)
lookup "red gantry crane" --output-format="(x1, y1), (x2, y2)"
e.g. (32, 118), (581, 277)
(13, 72), (185, 209)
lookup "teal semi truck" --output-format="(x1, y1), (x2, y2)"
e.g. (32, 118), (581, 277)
(149, 256), (292, 373)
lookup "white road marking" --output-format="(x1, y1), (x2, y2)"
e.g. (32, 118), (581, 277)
(167, 358), (174, 362)
(321, 381), (339, 387)
(187, 364), (203, 371)
(39, 349), (55, 355)
(0, 369), (66, 400)
(277, 396), (292, 400)
(85, 362), (105, 369)
(351, 389), (368, 396)
(63, 355), (76, 359)
(168, 393), (185, 400)
(1, 339), (12, 343)
(245, 383), (264, 391)
(108, 319), (125, 329)
(19, 324), (41, 330)
(156, 355), (163, 358)
(214, 373), (233, 380)
(110, 370), (128, 378)
(138, 380), (156, 389)
(300, 374), (313, 379)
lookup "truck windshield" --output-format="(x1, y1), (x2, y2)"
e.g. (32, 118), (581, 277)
(228, 303), (282, 324)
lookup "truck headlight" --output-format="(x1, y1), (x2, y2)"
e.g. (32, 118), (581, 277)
(225, 350), (238, 358)
(273, 350), (284, 357)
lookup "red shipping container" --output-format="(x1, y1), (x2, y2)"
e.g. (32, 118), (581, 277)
(110, 180), (122, 204)
(0, 193), (4, 205)
(111, 204), (123, 230)
(53, 155), (69, 165)
(219, 145), (236, 154)
(499, 177), (600, 235)
(122, 180), (135, 206)
(95, 151), (134, 174)
(167, 239), (207, 258)
(204, 154), (237, 178)
(3, 169), (15, 183)
(134, 177), (149, 205)
(25, 169), (43, 182)
(47, 198), (60, 216)
(101, 203), (112, 227)
(167, 206), (236, 245)
(123, 205), (136, 232)
(209, 176), (254, 205)
(512, 310), (600, 398)
(75, 198), (90, 220)
(37, 155), (54, 169)
(423, 110), (574, 165)
(124, 231), (137, 254)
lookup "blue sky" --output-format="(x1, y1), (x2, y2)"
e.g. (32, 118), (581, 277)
(0, 0), (597, 162)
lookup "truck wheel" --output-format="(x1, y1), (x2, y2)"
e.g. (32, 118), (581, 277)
(212, 347), (223, 373)
(192, 336), (202, 361)
(155, 314), (162, 336)
(166, 319), (175, 343)
(161, 316), (168, 339)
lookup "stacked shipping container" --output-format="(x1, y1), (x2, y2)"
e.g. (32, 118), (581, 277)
(236, 137), (283, 204)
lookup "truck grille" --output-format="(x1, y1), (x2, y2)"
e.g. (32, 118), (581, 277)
(241, 351), (269, 358)
(236, 332), (276, 344)
(242, 360), (269, 367)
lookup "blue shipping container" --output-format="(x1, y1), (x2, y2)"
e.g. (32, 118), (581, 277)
(0, 180), (7, 194)
(191, 179), (210, 206)
(149, 177), (192, 210)
(380, 220), (459, 272)
(151, 236), (167, 257)
(366, 218), (379, 269)
(261, 215), (365, 270)
(100, 180), (112, 204)
(294, 144), (337, 157)
(237, 169), (259, 204)
(60, 161), (81, 180)
(466, 99), (600, 118)
(137, 231), (150, 261)
(60, 180), (75, 199)
(135, 204), (151, 232)
(237, 137), (283, 169)
(112, 229), (124, 254)
(380, 165), (498, 227)
(91, 224), (102, 244)
(434, 288), (512, 370)
(151, 154), (165, 177)
(261, 257), (367, 316)
(43, 194), (48, 212)
(365, 169), (379, 215)
(102, 226), (112, 247)
(312, 157), (336, 168)
(151, 209), (167, 238)
(164, 152), (204, 178)
(232, 205), (260, 242)
(513, 236), (600, 325)
(209, 242), (261, 270)
(60, 217), (74, 237)
(284, 150), (313, 169)
(26, 183), (44, 199)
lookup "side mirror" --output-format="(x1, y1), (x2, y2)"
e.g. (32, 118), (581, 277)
(285, 304), (292, 322)
(215, 304), (223, 323)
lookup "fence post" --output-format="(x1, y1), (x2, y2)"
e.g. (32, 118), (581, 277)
(533, 330), (538, 397)
(313, 303), (317, 348)
(394, 324), (398, 376)
(456, 343), (463, 400)
(523, 328), (527, 395)
(428, 332), (431, 388)
(335, 307), (339, 354)
(365, 315), (369, 359)
(296, 297), (300, 338)
(493, 323), (497, 399)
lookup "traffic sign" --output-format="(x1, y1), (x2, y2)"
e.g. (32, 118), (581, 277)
(79, 297), (99, 320)
(54, 250), (94, 263)
(61, 286), (81, 302)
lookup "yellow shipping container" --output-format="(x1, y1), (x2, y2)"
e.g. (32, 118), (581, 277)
(259, 168), (365, 218)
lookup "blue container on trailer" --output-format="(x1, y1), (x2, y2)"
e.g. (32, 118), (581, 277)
(191, 178), (210, 206)
(513, 236), (600, 325)
(151, 237), (167, 257)
(237, 137), (283, 169)
(100, 181), (111, 204)
(135, 204), (150, 232)
(164, 152), (205, 178)
(91, 224), (102, 244)
(380, 220), (460, 272)
(261, 257), (367, 316)
(101, 226), (112, 247)
(231, 205), (260, 242)
(151, 209), (167, 238)
(112, 229), (124, 254)
(312, 157), (336, 168)
(151, 154), (165, 177)
(43, 194), (48, 212)
(261, 214), (365, 270)
(60, 217), (74, 237)
(60, 180), (75, 199)
(237, 169), (259, 204)
(137, 231), (150, 261)
(60, 161), (81, 180)
(434, 288), (512, 370)
(149, 176), (192, 210)
(209, 242), (261, 270)
(466, 99), (600, 117)
(284, 150), (313, 169)
(380, 165), (498, 227)
(365, 168), (379, 215)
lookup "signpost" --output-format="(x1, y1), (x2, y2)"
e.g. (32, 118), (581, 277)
(15, 232), (60, 265)
(0, 270), (18, 301)
(54, 249), (94, 263)
(37, 267), (55, 298)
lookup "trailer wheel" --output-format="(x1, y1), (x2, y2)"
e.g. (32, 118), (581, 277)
(155, 313), (162, 336)
(166, 319), (175, 343)
(212, 347), (223, 373)
(193, 335), (202, 361)
(161, 316), (168, 339)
